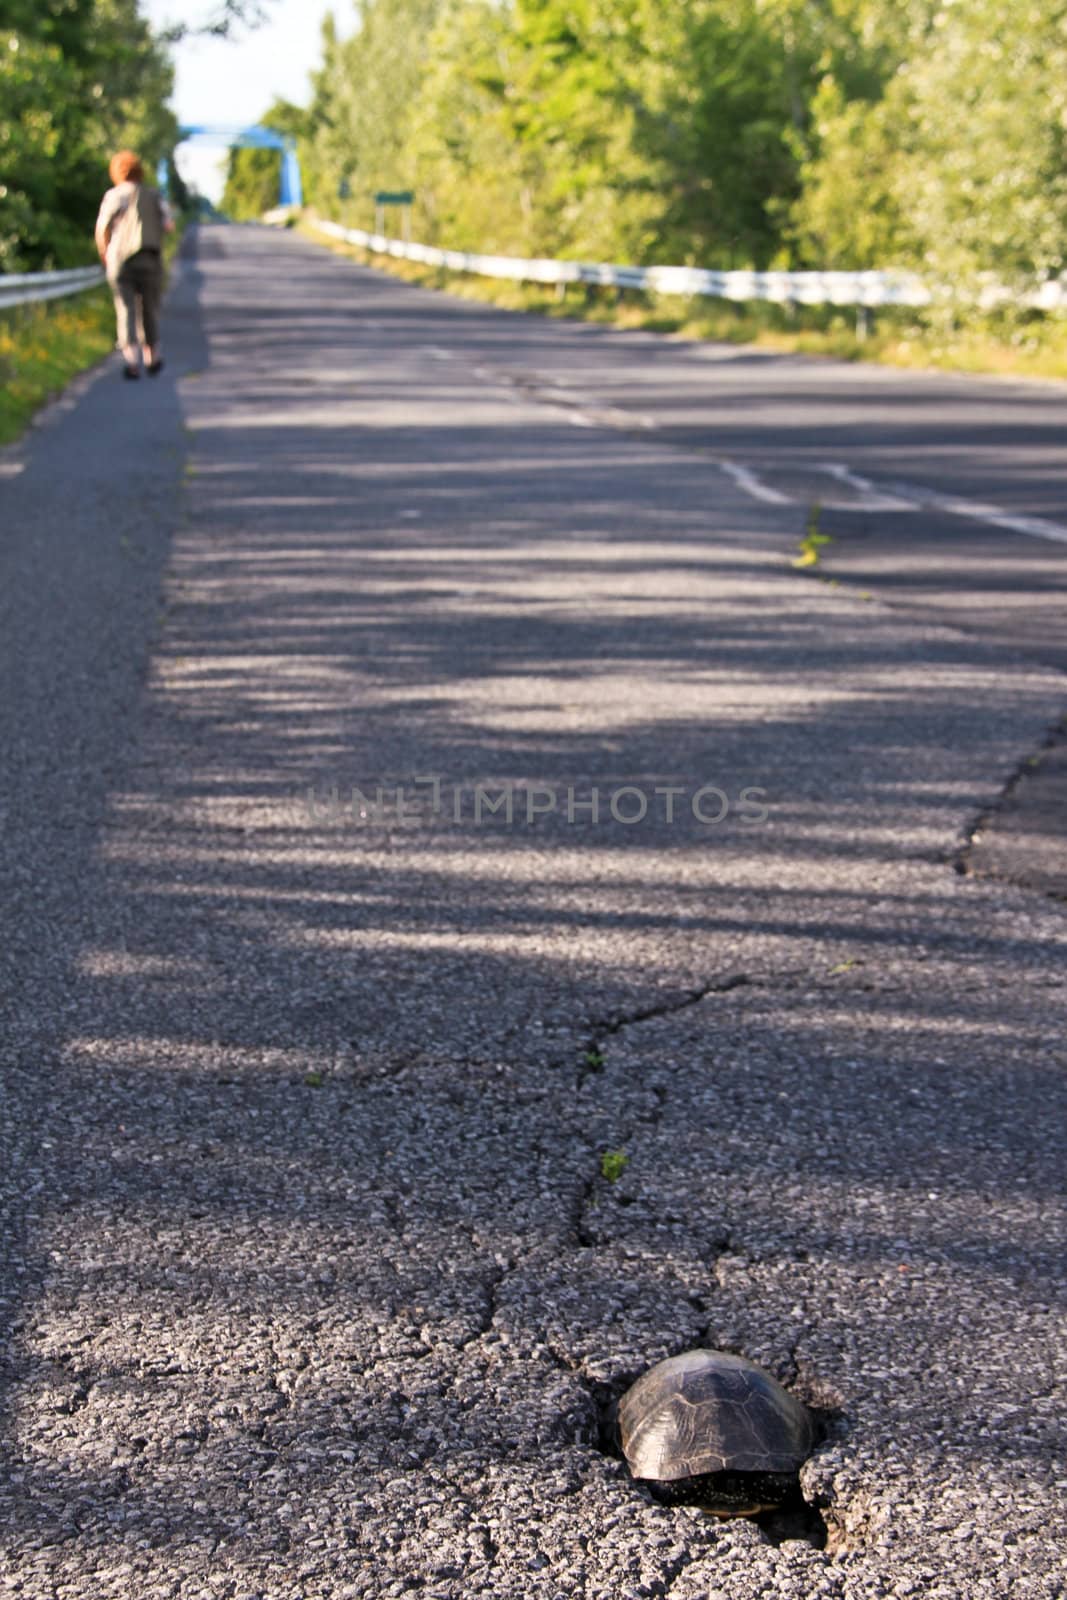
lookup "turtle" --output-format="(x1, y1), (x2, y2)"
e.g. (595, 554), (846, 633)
(616, 1349), (816, 1517)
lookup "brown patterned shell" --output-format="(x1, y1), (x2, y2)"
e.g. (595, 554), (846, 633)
(618, 1350), (814, 1482)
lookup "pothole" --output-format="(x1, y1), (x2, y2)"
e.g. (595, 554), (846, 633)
(753, 1487), (829, 1548)
(589, 1372), (631, 1455)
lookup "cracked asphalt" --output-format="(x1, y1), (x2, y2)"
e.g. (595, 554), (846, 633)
(1, 225), (1065, 1599)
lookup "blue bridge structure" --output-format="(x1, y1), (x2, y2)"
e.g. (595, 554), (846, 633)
(161, 124), (303, 209)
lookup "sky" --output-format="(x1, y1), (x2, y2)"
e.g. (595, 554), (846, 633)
(142, 0), (346, 198)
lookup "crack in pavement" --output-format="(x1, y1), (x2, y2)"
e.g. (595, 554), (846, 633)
(592, 973), (753, 1044)
(4, 226), (1065, 1600)
(957, 712), (1067, 901)
(576, 974), (754, 1094)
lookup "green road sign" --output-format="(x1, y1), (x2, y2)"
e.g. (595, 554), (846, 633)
(375, 191), (414, 205)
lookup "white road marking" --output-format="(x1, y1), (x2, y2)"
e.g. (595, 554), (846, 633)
(0, 461), (25, 480)
(816, 463), (914, 512)
(760, 459), (1067, 544)
(720, 461), (794, 505)
(833, 468), (1067, 546)
(414, 355), (1067, 545)
(924, 494), (1067, 547)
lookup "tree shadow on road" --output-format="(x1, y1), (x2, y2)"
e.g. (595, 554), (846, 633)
(2, 226), (1064, 1588)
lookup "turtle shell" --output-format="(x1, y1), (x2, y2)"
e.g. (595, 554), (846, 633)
(618, 1349), (814, 1483)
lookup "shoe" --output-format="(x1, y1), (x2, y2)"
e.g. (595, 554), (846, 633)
(123, 365), (141, 381)
(147, 358), (165, 377)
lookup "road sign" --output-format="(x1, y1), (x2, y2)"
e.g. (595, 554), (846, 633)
(374, 192), (415, 241)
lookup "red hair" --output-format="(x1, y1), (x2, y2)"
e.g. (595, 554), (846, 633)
(109, 150), (144, 185)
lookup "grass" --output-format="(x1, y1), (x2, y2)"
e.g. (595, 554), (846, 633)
(301, 217), (1067, 384)
(792, 503), (831, 569)
(600, 1149), (630, 1183)
(0, 286), (116, 447)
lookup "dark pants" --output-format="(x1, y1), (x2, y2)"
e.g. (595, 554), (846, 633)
(109, 248), (163, 349)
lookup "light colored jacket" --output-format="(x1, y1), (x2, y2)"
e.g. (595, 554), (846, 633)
(96, 182), (170, 275)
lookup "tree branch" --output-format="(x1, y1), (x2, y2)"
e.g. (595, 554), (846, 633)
(160, 1), (273, 44)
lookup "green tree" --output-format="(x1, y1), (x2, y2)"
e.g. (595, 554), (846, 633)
(789, 78), (915, 269)
(0, 33), (80, 269)
(403, 0), (579, 254)
(899, 0), (1067, 291)
(301, 0), (1067, 306)
(0, 0), (178, 269)
(304, 0), (443, 229)
(792, 0), (1067, 292)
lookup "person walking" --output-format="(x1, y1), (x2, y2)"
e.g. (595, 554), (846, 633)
(95, 150), (174, 381)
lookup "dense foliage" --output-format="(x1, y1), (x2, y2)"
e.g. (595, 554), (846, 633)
(295, 0), (1067, 297)
(0, 0), (179, 270)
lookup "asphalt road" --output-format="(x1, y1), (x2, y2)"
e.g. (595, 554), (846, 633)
(426, 280), (1067, 672)
(1, 225), (1064, 1600)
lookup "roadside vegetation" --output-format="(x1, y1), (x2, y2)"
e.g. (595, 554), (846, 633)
(5, 1), (1067, 392)
(284, 0), (1067, 379)
(0, 227), (185, 448)
(0, 289), (114, 447)
(0, 0), (227, 442)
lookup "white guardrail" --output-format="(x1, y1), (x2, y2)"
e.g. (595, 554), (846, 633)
(314, 219), (1067, 313)
(0, 266), (104, 312)
(8, 226), (1066, 315)
(314, 219), (930, 307)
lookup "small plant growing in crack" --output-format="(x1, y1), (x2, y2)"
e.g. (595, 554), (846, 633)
(792, 503), (831, 569)
(304, 1071), (324, 1088)
(583, 1049), (605, 1071)
(600, 1149), (629, 1183)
